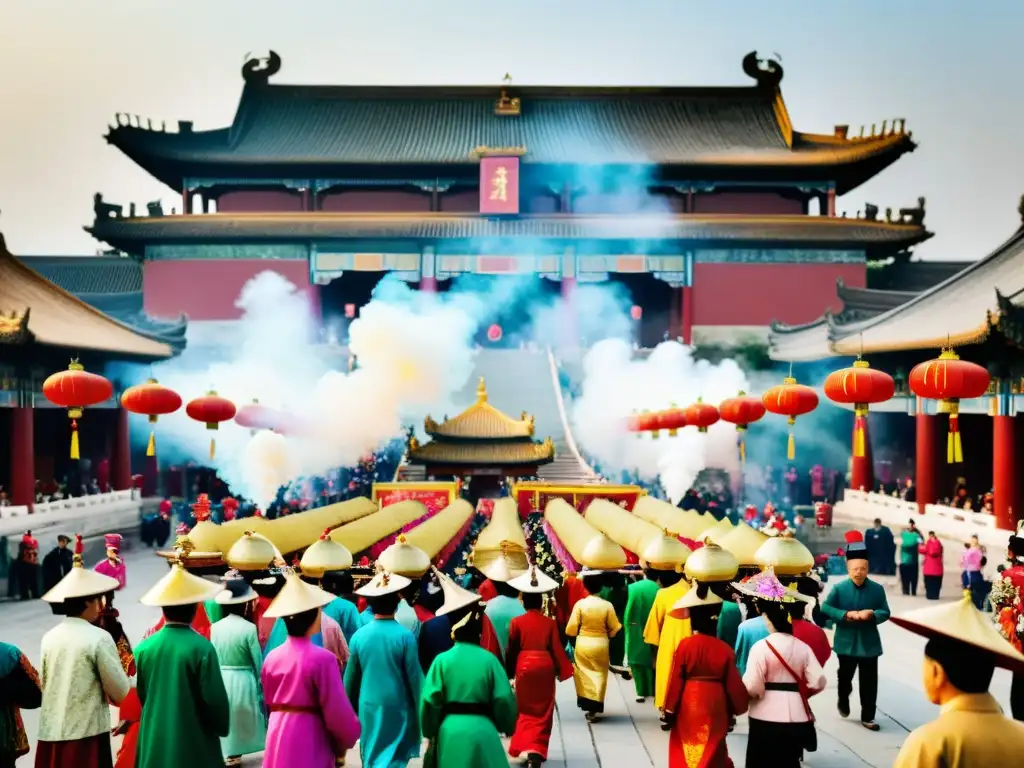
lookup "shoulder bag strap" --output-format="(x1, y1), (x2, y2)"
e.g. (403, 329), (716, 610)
(764, 640), (815, 722)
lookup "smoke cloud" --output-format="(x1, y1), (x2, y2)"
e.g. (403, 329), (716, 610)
(570, 340), (749, 503)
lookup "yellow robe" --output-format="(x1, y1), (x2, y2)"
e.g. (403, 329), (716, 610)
(642, 579), (692, 709)
(893, 693), (1024, 768)
(566, 595), (622, 713)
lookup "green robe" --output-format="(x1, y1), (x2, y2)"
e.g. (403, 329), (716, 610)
(820, 577), (890, 658)
(420, 642), (517, 768)
(483, 596), (525, 660)
(623, 579), (659, 666)
(209, 614), (267, 757)
(715, 600), (743, 649)
(599, 584), (628, 667)
(203, 600), (224, 626)
(136, 623), (230, 768)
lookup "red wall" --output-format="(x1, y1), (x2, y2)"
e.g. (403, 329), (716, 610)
(691, 192), (803, 215)
(439, 190), (481, 213)
(216, 190), (303, 213)
(320, 190), (429, 213)
(692, 262), (866, 326)
(143, 259), (313, 321)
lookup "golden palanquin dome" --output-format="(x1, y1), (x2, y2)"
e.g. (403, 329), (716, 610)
(409, 377), (554, 467)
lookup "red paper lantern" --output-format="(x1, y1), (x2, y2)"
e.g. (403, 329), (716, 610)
(762, 376), (819, 460)
(719, 391), (767, 462)
(655, 406), (688, 437)
(120, 379), (182, 458)
(823, 359), (895, 458)
(909, 348), (990, 463)
(42, 360), (114, 459)
(186, 390), (237, 460)
(235, 400), (279, 433)
(487, 324), (503, 342)
(632, 411), (660, 438)
(683, 398), (720, 433)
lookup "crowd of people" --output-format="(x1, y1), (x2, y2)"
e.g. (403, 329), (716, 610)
(4, 511), (1024, 768)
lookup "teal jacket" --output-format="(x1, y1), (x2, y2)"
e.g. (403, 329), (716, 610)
(820, 578), (890, 658)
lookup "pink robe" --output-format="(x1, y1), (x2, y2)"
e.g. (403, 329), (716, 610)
(262, 637), (361, 768)
(920, 538), (944, 577)
(320, 614), (350, 675)
(95, 557), (127, 590)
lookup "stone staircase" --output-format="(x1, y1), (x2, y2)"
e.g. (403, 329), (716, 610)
(396, 348), (599, 485)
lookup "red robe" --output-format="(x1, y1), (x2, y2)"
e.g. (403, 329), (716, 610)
(505, 609), (573, 761)
(663, 633), (749, 768)
(554, 575), (589, 637)
(792, 619), (831, 667)
(114, 605), (213, 768)
(478, 579), (499, 603)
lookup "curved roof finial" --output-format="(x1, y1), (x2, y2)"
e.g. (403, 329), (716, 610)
(476, 377), (488, 403)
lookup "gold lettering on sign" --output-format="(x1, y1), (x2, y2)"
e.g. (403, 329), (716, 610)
(490, 167), (509, 202)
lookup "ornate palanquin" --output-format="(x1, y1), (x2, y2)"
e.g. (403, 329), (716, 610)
(508, 481), (646, 519)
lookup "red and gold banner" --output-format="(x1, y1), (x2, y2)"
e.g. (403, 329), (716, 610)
(371, 481), (458, 515)
(509, 481), (646, 519)
(479, 157), (520, 214)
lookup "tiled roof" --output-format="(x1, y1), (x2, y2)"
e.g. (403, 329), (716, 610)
(425, 378), (535, 439)
(83, 293), (188, 353)
(0, 233), (174, 359)
(770, 225), (1024, 358)
(408, 437), (555, 466)
(15, 256), (142, 294)
(88, 212), (931, 252)
(868, 259), (975, 292)
(106, 81), (914, 193)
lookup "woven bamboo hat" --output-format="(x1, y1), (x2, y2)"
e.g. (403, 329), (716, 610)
(263, 569), (336, 619)
(355, 569), (412, 598)
(41, 555), (121, 603)
(140, 560), (223, 607)
(507, 564), (559, 594)
(432, 566), (483, 616)
(377, 534), (432, 578)
(891, 591), (1024, 672)
(669, 582), (723, 620)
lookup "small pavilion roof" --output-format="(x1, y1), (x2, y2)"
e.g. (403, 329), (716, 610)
(424, 378), (536, 440)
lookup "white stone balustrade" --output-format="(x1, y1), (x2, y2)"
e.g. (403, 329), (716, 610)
(0, 490), (145, 554)
(837, 488), (1007, 550)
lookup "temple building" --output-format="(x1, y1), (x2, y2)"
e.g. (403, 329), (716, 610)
(769, 201), (1024, 530)
(0, 229), (186, 509)
(406, 377), (554, 494)
(86, 51), (931, 347)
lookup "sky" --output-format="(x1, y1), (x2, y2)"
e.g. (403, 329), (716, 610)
(0, 0), (1021, 261)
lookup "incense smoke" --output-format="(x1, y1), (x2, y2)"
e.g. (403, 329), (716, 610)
(570, 339), (749, 503)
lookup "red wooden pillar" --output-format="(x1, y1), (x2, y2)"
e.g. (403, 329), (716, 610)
(850, 415), (874, 493)
(10, 405), (34, 510)
(113, 406), (132, 491)
(993, 388), (1018, 530)
(826, 187), (836, 217)
(181, 188), (192, 215)
(680, 286), (694, 345)
(915, 397), (937, 514)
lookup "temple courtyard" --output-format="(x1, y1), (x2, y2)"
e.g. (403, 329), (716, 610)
(4, 539), (1013, 768)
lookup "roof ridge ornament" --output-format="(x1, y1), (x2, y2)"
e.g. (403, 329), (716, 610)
(242, 51), (282, 85)
(741, 51), (784, 89)
(476, 377), (488, 403)
(495, 73), (521, 116)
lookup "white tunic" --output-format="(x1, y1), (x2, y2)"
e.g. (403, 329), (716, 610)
(38, 616), (131, 741)
(742, 632), (826, 723)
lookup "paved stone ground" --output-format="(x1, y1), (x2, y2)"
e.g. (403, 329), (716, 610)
(4, 540), (1015, 767)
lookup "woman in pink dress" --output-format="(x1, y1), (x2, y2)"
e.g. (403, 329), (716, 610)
(94, 533), (127, 589)
(919, 531), (944, 600)
(960, 535), (985, 608)
(262, 572), (360, 768)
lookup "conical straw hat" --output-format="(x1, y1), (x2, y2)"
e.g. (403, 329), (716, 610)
(669, 582), (723, 619)
(300, 529), (353, 577)
(432, 566), (482, 616)
(891, 591), (1024, 672)
(475, 545), (529, 583)
(42, 555), (121, 603)
(263, 569), (336, 619)
(507, 564), (559, 594)
(355, 569), (411, 598)
(140, 561), (223, 607)
(377, 534), (432, 578)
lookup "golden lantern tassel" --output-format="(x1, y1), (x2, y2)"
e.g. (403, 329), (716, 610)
(948, 412), (963, 463)
(209, 437), (216, 461)
(146, 431), (156, 457)
(70, 419), (80, 460)
(739, 438), (746, 464)
(786, 416), (796, 460)
(853, 407), (867, 458)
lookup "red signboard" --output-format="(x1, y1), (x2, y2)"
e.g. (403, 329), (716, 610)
(479, 157), (520, 214)
(509, 482), (645, 518)
(371, 481), (457, 515)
